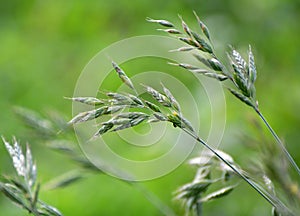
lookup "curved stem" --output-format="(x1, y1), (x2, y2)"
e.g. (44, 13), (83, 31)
(255, 109), (300, 177)
(182, 128), (291, 214)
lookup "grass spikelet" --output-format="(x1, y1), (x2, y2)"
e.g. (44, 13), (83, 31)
(161, 83), (181, 112)
(201, 72), (228, 81)
(64, 97), (104, 106)
(190, 31), (213, 54)
(172, 111), (194, 132)
(153, 112), (167, 121)
(169, 46), (195, 52)
(68, 108), (106, 125)
(112, 61), (135, 91)
(93, 123), (114, 138)
(142, 84), (172, 107)
(113, 112), (148, 120)
(145, 100), (161, 112)
(68, 105), (123, 125)
(168, 62), (200, 70)
(193, 11), (211, 42)
(112, 115), (149, 132)
(146, 17), (174, 27)
(248, 45), (257, 86)
(179, 37), (199, 47)
(128, 94), (144, 106)
(228, 88), (255, 108)
(178, 15), (192, 37)
(106, 92), (129, 101)
(157, 28), (181, 34)
(232, 49), (248, 74)
(193, 54), (222, 71)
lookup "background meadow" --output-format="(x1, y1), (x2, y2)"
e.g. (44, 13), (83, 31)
(0, 0), (300, 215)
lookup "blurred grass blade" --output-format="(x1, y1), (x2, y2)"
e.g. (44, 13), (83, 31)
(14, 107), (55, 137)
(32, 183), (40, 209)
(46, 140), (76, 155)
(44, 170), (83, 190)
(0, 183), (30, 211)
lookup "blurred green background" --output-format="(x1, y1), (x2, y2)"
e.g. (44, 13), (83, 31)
(1, 0), (300, 215)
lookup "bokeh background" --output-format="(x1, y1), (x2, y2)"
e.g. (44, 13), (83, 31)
(1, 0), (300, 215)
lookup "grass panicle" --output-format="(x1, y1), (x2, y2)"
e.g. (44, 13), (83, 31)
(150, 13), (300, 182)
(1, 137), (62, 216)
(175, 150), (238, 215)
(67, 61), (293, 215)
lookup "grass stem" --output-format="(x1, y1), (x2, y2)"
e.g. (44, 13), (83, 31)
(255, 109), (300, 177)
(182, 128), (292, 215)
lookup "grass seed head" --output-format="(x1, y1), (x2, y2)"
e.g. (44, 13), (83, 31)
(146, 17), (174, 27)
(248, 45), (257, 85)
(179, 15), (192, 37)
(93, 123), (114, 137)
(157, 28), (182, 34)
(143, 84), (172, 107)
(169, 46), (195, 52)
(112, 61), (135, 90)
(145, 100), (161, 112)
(64, 97), (104, 106)
(161, 83), (181, 112)
(193, 11), (211, 42)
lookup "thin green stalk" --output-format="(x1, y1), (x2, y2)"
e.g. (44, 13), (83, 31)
(254, 108), (300, 177)
(196, 202), (202, 216)
(182, 128), (292, 215)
